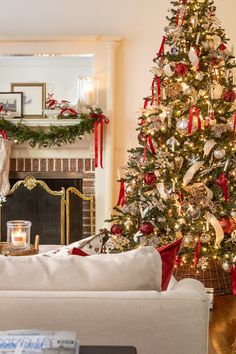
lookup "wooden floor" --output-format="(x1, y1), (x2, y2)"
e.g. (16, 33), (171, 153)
(209, 295), (236, 354)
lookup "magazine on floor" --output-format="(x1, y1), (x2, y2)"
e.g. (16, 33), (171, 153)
(0, 330), (79, 353)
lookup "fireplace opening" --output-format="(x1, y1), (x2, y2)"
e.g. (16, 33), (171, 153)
(0, 172), (93, 245)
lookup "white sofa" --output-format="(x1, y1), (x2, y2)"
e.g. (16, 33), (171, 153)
(0, 246), (209, 354)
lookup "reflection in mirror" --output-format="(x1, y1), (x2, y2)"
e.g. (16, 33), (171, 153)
(0, 54), (94, 117)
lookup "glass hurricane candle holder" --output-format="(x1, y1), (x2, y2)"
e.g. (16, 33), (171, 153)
(7, 220), (31, 249)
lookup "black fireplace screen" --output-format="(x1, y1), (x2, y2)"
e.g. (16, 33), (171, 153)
(0, 175), (90, 245)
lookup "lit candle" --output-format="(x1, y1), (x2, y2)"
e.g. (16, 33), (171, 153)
(11, 228), (26, 246)
(86, 89), (94, 105)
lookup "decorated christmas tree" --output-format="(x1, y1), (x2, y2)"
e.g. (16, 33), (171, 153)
(108, 0), (236, 272)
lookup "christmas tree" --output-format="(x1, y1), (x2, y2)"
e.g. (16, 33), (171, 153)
(108, 0), (236, 272)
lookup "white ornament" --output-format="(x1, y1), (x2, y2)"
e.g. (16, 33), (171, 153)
(188, 47), (199, 69)
(163, 63), (175, 77)
(222, 262), (230, 272)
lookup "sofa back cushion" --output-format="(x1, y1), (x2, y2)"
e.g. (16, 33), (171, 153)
(0, 246), (162, 291)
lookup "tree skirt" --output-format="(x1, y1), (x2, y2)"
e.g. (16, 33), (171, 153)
(173, 260), (232, 296)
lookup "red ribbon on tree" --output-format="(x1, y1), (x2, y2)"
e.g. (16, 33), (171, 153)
(231, 265), (236, 295)
(188, 106), (202, 135)
(157, 36), (166, 59)
(0, 130), (8, 140)
(147, 135), (156, 155)
(216, 172), (230, 202)
(117, 178), (125, 207)
(143, 98), (149, 109)
(193, 236), (201, 269)
(151, 77), (161, 106)
(233, 113), (236, 131)
(143, 135), (156, 162)
(91, 113), (109, 168)
(195, 47), (201, 71)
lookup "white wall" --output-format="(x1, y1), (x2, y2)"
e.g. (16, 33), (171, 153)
(0, 56), (93, 104)
(0, 0), (235, 205)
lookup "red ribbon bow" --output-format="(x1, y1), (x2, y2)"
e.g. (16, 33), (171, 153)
(117, 178), (125, 207)
(91, 113), (109, 168)
(157, 36), (166, 59)
(0, 130), (8, 140)
(216, 172), (230, 202)
(188, 106), (202, 135)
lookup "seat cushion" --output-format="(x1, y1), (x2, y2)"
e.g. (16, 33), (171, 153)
(0, 246), (162, 291)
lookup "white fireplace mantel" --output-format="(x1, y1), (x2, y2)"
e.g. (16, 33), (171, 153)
(0, 35), (121, 233)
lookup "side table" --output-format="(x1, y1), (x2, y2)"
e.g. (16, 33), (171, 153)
(80, 346), (137, 354)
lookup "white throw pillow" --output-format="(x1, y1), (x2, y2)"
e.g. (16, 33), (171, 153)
(0, 246), (162, 291)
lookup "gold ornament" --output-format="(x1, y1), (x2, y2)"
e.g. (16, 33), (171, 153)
(213, 148), (226, 160)
(165, 83), (182, 99)
(196, 72), (204, 81)
(200, 233), (211, 244)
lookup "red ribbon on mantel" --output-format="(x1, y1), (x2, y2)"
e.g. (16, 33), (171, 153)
(231, 265), (236, 295)
(188, 106), (202, 135)
(193, 236), (201, 269)
(91, 113), (109, 168)
(117, 178), (125, 207)
(0, 130), (8, 140)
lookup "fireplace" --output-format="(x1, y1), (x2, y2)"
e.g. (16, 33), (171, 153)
(0, 157), (95, 245)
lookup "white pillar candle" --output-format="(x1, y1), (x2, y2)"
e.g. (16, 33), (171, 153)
(11, 229), (27, 246)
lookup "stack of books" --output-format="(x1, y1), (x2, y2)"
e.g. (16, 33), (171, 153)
(0, 330), (79, 353)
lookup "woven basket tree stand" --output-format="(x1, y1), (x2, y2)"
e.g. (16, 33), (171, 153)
(173, 259), (232, 296)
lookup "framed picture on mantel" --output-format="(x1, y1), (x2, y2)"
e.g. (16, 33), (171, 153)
(0, 92), (23, 118)
(11, 82), (46, 118)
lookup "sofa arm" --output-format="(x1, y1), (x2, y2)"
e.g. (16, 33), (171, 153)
(164, 278), (208, 300)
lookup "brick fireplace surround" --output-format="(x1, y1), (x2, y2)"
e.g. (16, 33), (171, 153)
(9, 157), (95, 239)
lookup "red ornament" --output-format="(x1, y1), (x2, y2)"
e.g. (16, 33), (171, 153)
(144, 172), (157, 186)
(111, 224), (123, 235)
(139, 222), (154, 235)
(223, 90), (236, 102)
(175, 63), (188, 76)
(219, 217), (236, 234)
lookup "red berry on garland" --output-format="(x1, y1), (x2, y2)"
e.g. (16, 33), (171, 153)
(111, 224), (123, 235)
(144, 172), (157, 186)
(219, 216), (236, 234)
(223, 89), (236, 102)
(175, 63), (188, 76)
(139, 222), (154, 235)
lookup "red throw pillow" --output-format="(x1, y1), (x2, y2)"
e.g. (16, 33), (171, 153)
(157, 238), (183, 291)
(71, 248), (90, 256)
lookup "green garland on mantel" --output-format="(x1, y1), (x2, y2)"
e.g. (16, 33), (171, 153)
(0, 108), (108, 147)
